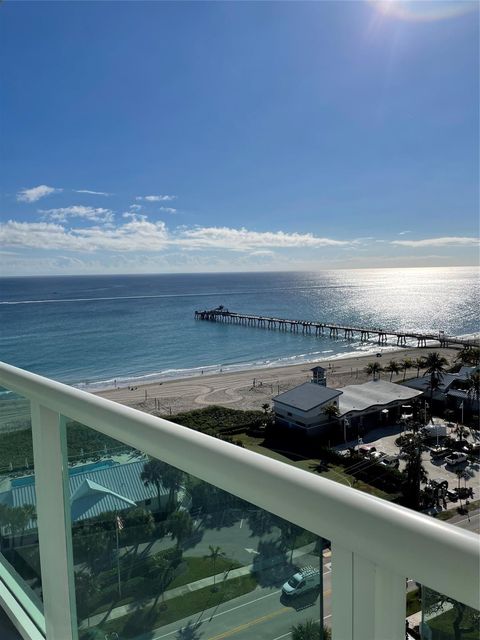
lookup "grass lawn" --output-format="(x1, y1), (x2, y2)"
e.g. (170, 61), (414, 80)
(435, 499), (480, 521)
(407, 588), (421, 616)
(90, 554), (241, 615)
(243, 442), (396, 501)
(426, 608), (480, 639)
(90, 574), (257, 639)
(168, 555), (241, 589)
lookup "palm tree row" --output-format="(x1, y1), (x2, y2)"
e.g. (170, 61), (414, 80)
(364, 356), (422, 382)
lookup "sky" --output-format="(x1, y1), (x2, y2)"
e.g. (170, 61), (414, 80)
(1, 0), (478, 276)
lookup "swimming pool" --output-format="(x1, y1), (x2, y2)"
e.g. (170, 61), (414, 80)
(11, 459), (118, 488)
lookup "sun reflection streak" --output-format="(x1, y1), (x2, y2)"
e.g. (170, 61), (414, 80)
(367, 0), (477, 22)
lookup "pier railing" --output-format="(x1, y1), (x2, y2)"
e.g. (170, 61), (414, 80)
(195, 308), (479, 348)
(0, 361), (478, 640)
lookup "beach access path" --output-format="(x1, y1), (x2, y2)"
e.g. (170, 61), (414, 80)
(97, 346), (458, 415)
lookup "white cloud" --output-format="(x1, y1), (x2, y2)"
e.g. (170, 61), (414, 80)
(249, 250), (275, 257)
(0, 217), (359, 255)
(129, 204), (142, 211)
(0, 218), (168, 252)
(177, 226), (350, 251)
(39, 206), (114, 223)
(159, 207), (177, 213)
(136, 195), (176, 202)
(398, 230), (411, 235)
(391, 236), (479, 247)
(74, 189), (111, 196)
(17, 185), (61, 203)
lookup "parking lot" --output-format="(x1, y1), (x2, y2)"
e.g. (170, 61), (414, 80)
(336, 422), (480, 492)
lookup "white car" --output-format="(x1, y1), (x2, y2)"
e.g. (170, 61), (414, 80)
(444, 452), (468, 466)
(282, 566), (321, 597)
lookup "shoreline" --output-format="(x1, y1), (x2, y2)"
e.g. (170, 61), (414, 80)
(78, 331), (479, 394)
(96, 345), (461, 415)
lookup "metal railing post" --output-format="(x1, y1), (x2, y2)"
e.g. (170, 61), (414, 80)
(332, 545), (406, 640)
(30, 403), (77, 640)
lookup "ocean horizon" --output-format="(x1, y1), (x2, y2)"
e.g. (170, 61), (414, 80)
(1, 266), (478, 392)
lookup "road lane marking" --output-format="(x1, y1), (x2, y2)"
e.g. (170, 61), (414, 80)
(153, 590), (281, 639)
(207, 607), (288, 640)
(207, 589), (332, 640)
(154, 587), (332, 640)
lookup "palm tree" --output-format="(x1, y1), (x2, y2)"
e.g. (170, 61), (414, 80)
(291, 619), (332, 640)
(456, 347), (480, 367)
(400, 434), (428, 510)
(414, 356), (427, 377)
(364, 362), (383, 381)
(205, 545), (226, 591)
(401, 357), (413, 381)
(142, 458), (185, 512)
(323, 403), (339, 422)
(124, 507), (155, 579)
(385, 360), (401, 382)
(17, 504), (36, 546)
(166, 509), (193, 550)
(162, 465), (185, 511)
(423, 352), (448, 411)
(465, 372), (480, 404)
(141, 459), (165, 512)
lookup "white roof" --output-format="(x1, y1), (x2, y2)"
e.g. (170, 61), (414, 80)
(338, 379), (422, 416)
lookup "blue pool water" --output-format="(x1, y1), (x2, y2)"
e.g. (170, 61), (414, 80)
(11, 459), (118, 488)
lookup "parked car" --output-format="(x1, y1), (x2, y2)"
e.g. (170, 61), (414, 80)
(379, 455), (399, 469)
(358, 445), (376, 457)
(430, 446), (451, 460)
(444, 452), (468, 466)
(452, 439), (470, 451)
(421, 424), (448, 440)
(464, 444), (480, 461)
(282, 566), (321, 597)
(447, 489), (458, 502)
(369, 451), (385, 462)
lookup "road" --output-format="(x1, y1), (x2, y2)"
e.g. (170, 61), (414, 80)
(450, 509), (480, 535)
(145, 559), (332, 640)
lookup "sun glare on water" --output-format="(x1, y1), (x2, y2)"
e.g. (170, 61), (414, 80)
(368, 0), (477, 22)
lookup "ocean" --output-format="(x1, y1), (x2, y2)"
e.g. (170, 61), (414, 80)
(0, 267), (478, 391)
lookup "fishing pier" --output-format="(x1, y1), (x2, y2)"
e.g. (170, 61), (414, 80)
(195, 307), (478, 349)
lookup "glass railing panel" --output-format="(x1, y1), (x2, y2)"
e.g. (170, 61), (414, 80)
(64, 419), (331, 640)
(0, 387), (44, 626)
(421, 586), (480, 640)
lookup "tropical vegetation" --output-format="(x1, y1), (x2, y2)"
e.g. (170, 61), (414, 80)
(291, 619), (332, 640)
(364, 362), (383, 381)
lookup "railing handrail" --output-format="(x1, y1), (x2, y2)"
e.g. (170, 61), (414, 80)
(0, 361), (478, 610)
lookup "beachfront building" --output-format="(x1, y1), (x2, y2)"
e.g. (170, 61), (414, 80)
(0, 362), (478, 640)
(338, 379), (423, 432)
(273, 376), (422, 437)
(273, 383), (342, 435)
(402, 365), (480, 414)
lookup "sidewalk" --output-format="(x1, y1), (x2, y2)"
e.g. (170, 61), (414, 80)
(80, 543), (318, 629)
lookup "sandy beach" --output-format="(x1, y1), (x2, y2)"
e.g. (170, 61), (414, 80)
(97, 346), (460, 415)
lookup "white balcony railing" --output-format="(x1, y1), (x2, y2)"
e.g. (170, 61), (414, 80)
(0, 361), (478, 640)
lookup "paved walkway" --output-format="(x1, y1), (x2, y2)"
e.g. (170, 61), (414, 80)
(80, 543), (317, 629)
